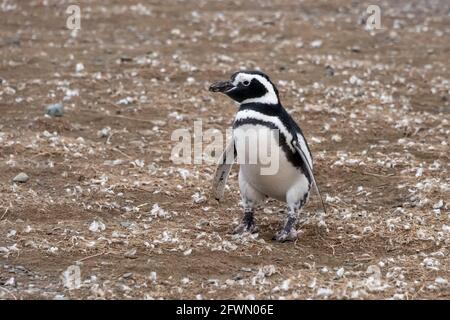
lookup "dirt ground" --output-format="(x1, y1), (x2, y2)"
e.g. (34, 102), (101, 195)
(0, 0), (449, 300)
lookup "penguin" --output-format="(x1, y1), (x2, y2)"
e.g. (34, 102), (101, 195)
(209, 70), (325, 242)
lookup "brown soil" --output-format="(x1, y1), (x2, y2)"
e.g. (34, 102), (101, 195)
(0, 0), (449, 299)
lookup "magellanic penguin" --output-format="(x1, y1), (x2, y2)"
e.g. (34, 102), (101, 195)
(209, 70), (326, 242)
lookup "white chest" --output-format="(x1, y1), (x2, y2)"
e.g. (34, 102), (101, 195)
(233, 124), (308, 201)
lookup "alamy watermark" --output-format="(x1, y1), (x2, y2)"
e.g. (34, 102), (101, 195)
(171, 120), (281, 175)
(63, 4), (382, 33)
(66, 5), (81, 30)
(365, 5), (382, 30)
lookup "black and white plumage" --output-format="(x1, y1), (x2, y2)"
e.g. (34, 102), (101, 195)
(209, 70), (325, 242)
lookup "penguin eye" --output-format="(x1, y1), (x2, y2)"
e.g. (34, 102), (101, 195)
(242, 80), (250, 86)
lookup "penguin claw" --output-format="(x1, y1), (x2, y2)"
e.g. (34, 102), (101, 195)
(273, 228), (298, 242)
(232, 223), (259, 235)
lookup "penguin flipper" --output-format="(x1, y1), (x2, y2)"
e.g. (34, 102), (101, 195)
(212, 139), (236, 201)
(292, 140), (327, 214)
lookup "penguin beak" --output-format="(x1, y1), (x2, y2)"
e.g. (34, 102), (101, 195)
(209, 80), (235, 93)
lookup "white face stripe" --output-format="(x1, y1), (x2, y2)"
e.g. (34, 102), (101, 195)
(235, 109), (295, 152)
(232, 73), (279, 105)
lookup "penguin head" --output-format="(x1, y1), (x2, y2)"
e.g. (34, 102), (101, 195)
(209, 71), (279, 105)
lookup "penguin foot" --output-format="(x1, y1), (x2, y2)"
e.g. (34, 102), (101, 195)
(232, 222), (259, 234)
(273, 228), (298, 242)
(232, 210), (258, 234)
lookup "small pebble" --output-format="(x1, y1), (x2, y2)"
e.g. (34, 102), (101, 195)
(120, 221), (132, 228)
(97, 127), (111, 138)
(310, 39), (323, 48)
(46, 103), (64, 117)
(13, 172), (29, 183)
(325, 65), (335, 77)
(75, 63), (85, 73)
